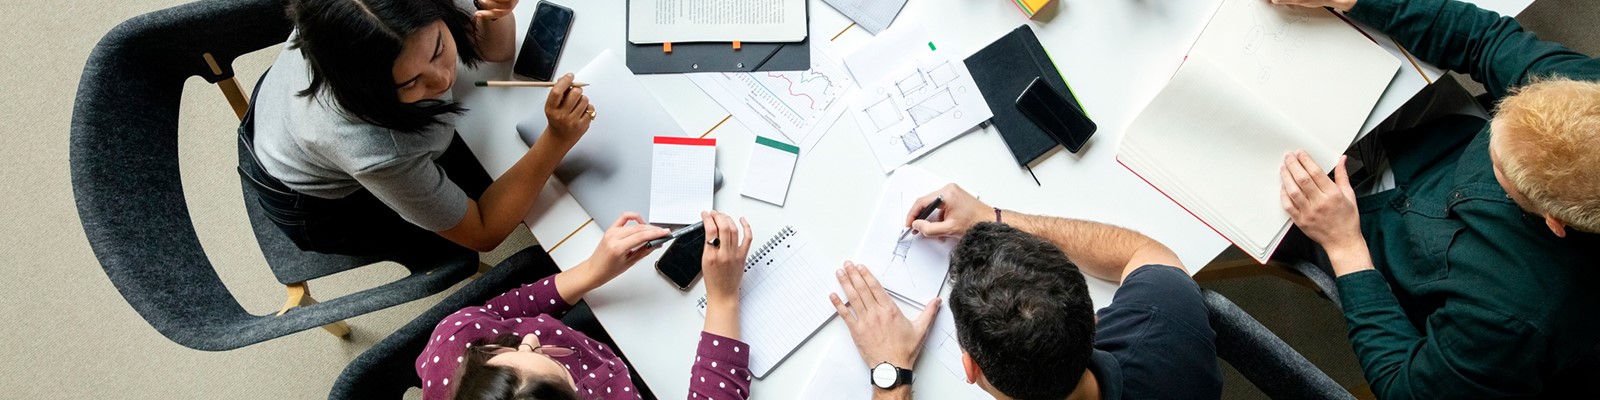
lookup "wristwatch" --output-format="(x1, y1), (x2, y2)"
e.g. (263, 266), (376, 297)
(871, 361), (914, 390)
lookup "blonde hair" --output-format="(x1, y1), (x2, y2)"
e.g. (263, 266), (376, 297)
(1492, 77), (1600, 233)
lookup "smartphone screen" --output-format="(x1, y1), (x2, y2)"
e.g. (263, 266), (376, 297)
(1015, 77), (1097, 153)
(654, 225), (705, 290)
(513, 1), (574, 81)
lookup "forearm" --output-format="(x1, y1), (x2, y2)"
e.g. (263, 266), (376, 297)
(552, 259), (603, 305)
(873, 387), (911, 400)
(1002, 210), (1172, 283)
(1347, 0), (1554, 95)
(1324, 239), (1377, 277)
(468, 131), (573, 245)
(702, 297), (741, 340)
(474, 10), (517, 62)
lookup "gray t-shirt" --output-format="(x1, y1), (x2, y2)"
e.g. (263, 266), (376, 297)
(252, 36), (468, 232)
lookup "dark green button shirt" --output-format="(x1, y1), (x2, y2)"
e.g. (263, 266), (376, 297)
(1338, 0), (1600, 398)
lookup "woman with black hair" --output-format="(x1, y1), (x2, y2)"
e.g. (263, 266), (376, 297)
(244, 0), (590, 255)
(418, 211), (757, 400)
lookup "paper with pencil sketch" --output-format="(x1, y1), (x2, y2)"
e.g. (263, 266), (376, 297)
(843, 24), (993, 173)
(1117, 0), (1398, 263)
(852, 165), (958, 306)
(798, 306), (988, 399)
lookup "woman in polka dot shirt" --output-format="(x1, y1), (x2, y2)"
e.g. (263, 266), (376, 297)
(417, 211), (756, 400)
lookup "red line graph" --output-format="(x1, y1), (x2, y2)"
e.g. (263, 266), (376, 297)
(766, 72), (819, 109)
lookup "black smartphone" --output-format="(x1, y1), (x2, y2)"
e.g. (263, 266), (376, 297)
(1015, 77), (1097, 153)
(513, 1), (575, 81)
(654, 224), (706, 290)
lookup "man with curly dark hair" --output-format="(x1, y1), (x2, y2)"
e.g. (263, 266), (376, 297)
(828, 184), (1222, 400)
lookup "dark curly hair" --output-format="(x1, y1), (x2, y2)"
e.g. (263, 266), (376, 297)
(948, 222), (1096, 400)
(287, 0), (483, 132)
(454, 334), (579, 400)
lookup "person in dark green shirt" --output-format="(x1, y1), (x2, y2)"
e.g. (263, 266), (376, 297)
(1272, 0), (1600, 398)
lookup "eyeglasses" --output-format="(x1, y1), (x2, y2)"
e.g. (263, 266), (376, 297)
(474, 343), (576, 358)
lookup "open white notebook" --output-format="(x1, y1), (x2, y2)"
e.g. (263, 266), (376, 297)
(697, 226), (839, 377)
(1118, 0), (1399, 263)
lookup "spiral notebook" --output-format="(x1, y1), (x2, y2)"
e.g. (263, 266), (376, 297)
(697, 226), (839, 378)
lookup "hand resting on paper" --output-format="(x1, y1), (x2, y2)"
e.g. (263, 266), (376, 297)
(1280, 150), (1373, 277)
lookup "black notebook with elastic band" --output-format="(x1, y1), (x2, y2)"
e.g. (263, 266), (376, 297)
(964, 25), (1089, 166)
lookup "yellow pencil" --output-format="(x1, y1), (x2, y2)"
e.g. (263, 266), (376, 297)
(474, 81), (590, 88)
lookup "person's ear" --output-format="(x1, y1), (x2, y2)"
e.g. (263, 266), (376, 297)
(961, 351), (979, 384)
(1544, 214), (1568, 238)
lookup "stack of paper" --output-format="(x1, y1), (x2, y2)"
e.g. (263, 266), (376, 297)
(649, 137), (716, 225)
(740, 136), (801, 206)
(1117, 0), (1399, 263)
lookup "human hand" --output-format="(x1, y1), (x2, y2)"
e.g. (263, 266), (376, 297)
(905, 184), (993, 238)
(1281, 151), (1365, 252)
(544, 73), (594, 143)
(1269, 0), (1356, 12)
(473, 0), (517, 21)
(701, 211), (753, 308)
(829, 262), (941, 369)
(586, 212), (671, 283)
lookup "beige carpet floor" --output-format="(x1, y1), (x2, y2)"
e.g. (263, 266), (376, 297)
(1, 0), (1592, 398)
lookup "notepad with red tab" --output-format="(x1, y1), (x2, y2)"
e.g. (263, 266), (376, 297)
(650, 136), (717, 225)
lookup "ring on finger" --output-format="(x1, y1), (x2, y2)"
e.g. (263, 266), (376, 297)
(707, 237), (721, 248)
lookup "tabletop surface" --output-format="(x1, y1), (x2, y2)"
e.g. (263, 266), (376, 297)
(445, 0), (1530, 398)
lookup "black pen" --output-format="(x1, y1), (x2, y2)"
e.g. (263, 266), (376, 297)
(898, 196), (944, 241)
(644, 221), (704, 249)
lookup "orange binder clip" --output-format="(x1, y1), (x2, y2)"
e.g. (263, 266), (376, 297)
(732, 41), (742, 50)
(663, 42), (673, 53)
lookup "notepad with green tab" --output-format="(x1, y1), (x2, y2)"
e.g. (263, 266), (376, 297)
(740, 136), (801, 206)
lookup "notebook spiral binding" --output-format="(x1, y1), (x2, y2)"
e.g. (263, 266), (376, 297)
(745, 226), (796, 271)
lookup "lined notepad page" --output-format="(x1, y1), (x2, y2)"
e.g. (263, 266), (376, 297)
(649, 137), (716, 225)
(698, 227), (839, 377)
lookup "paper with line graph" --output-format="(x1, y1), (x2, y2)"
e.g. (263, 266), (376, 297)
(688, 51), (854, 155)
(842, 28), (990, 173)
(852, 165), (958, 306)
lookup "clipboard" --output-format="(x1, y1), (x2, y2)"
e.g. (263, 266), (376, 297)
(624, 0), (811, 74)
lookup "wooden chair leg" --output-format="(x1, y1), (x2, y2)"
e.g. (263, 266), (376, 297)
(203, 52), (250, 120)
(278, 282), (352, 338)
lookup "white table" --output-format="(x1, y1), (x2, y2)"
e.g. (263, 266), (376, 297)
(448, 0), (1531, 398)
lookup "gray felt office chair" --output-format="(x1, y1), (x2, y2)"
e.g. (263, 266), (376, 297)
(1202, 288), (1356, 400)
(330, 246), (658, 400)
(70, 0), (479, 351)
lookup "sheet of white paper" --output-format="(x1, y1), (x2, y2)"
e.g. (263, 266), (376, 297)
(824, 0), (909, 34)
(628, 0), (807, 43)
(844, 51), (992, 173)
(841, 22), (927, 87)
(649, 138), (716, 225)
(740, 136), (801, 206)
(688, 50), (855, 155)
(799, 305), (988, 399)
(852, 165), (958, 303)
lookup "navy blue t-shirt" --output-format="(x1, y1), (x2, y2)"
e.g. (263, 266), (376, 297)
(1089, 264), (1223, 399)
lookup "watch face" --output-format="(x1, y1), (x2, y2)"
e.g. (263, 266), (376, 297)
(872, 363), (898, 388)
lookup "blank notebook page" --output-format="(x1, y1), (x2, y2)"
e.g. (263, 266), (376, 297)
(649, 137), (716, 225)
(698, 227), (840, 377)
